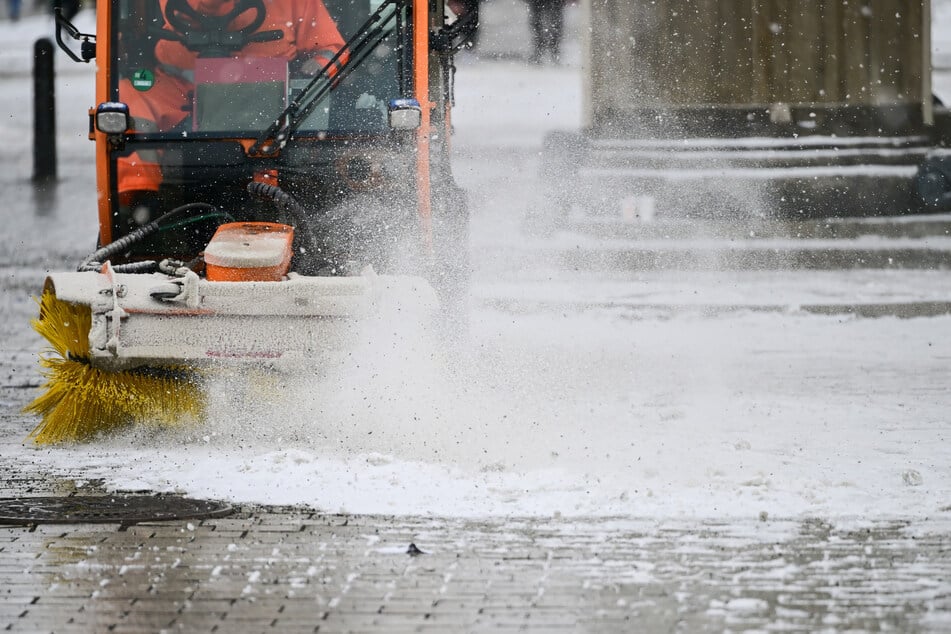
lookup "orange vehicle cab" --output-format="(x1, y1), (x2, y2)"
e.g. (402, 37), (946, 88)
(57, 0), (476, 300)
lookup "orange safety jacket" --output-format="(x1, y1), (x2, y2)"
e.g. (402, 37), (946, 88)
(118, 0), (346, 199)
(155, 0), (346, 77)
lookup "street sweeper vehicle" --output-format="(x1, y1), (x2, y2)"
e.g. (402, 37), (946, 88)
(28, 0), (476, 443)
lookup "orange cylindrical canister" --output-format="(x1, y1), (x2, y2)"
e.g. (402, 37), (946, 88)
(203, 222), (295, 282)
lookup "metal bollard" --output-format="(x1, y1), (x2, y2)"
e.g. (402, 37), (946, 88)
(33, 38), (57, 183)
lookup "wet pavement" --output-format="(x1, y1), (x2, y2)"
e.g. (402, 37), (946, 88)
(1, 476), (950, 633)
(3, 362), (951, 633)
(3, 3), (951, 632)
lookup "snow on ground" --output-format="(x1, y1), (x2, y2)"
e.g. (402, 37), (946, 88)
(2, 5), (951, 522)
(20, 307), (951, 519)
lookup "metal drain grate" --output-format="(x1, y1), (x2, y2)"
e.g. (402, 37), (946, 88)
(0, 495), (233, 525)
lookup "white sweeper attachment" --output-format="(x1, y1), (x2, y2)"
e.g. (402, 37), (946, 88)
(25, 217), (438, 444)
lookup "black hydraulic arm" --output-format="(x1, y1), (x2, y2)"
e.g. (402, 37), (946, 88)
(249, 0), (411, 157)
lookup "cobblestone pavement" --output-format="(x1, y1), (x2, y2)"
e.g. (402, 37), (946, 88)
(1, 493), (951, 633)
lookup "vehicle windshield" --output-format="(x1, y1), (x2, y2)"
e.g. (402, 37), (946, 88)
(112, 0), (406, 138)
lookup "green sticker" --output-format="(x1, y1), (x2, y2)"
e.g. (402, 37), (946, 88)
(131, 69), (155, 91)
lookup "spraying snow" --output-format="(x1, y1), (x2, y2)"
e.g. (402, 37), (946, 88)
(3, 5), (951, 522)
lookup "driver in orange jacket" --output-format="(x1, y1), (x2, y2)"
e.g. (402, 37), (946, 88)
(118, 0), (347, 207)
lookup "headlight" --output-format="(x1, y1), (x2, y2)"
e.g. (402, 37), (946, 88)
(95, 102), (130, 134)
(388, 98), (421, 130)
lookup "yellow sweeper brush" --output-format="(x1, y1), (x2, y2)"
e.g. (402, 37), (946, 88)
(25, 290), (204, 444)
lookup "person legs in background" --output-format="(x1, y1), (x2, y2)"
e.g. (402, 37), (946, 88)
(8, 0), (21, 21)
(527, 0), (564, 64)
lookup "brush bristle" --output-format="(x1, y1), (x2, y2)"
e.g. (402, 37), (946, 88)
(24, 290), (204, 444)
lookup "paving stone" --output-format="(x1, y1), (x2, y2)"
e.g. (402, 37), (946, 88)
(0, 490), (950, 633)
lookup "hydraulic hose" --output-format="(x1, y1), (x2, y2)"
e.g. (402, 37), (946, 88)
(246, 181), (308, 222)
(247, 181), (334, 272)
(77, 202), (220, 273)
